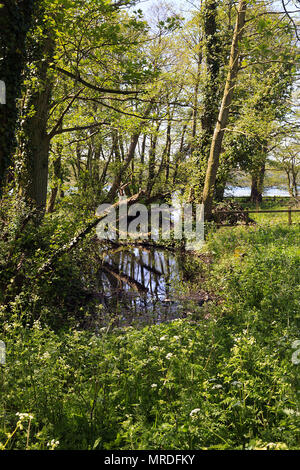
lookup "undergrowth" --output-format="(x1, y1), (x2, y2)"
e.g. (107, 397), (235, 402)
(0, 199), (299, 450)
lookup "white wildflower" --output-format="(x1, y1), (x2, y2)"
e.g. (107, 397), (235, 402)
(42, 351), (50, 360)
(212, 384), (223, 390)
(16, 412), (34, 420)
(47, 439), (60, 450)
(190, 408), (201, 417)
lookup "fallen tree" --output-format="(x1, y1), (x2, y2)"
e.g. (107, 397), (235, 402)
(38, 191), (145, 276)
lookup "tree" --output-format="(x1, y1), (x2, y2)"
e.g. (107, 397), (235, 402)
(16, 0), (150, 212)
(202, 0), (247, 219)
(273, 138), (299, 199)
(201, 0), (297, 214)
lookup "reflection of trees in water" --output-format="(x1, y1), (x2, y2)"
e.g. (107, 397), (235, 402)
(96, 246), (187, 327)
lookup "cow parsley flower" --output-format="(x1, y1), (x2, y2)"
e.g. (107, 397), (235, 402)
(190, 408), (201, 417)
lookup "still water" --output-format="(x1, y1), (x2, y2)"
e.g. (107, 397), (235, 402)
(89, 245), (205, 330)
(224, 185), (299, 197)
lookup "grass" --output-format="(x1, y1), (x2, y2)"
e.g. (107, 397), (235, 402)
(236, 197), (300, 225)
(0, 201), (299, 450)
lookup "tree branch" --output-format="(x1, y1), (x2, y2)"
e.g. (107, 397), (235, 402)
(52, 121), (111, 136)
(53, 65), (142, 95)
(48, 88), (84, 140)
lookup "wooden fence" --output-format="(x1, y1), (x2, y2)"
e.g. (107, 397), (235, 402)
(215, 208), (300, 227)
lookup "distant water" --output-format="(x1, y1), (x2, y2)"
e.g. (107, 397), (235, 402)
(67, 185), (298, 198)
(224, 186), (298, 198)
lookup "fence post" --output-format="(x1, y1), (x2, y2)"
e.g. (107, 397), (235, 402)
(288, 207), (292, 225)
(246, 209), (249, 226)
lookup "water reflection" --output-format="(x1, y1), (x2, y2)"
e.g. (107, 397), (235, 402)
(92, 245), (201, 329)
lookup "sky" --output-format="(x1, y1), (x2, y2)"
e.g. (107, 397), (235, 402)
(132, 0), (299, 41)
(133, 0), (300, 19)
(132, 0), (190, 17)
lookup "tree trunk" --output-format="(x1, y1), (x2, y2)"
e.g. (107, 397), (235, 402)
(191, 50), (202, 149)
(138, 133), (147, 187)
(250, 157), (266, 203)
(146, 122), (160, 197)
(215, 181), (226, 202)
(0, 0), (35, 192)
(46, 145), (62, 214)
(199, 0), (221, 155)
(18, 31), (54, 213)
(202, 0), (247, 219)
(157, 110), (172, 183)
(173, 122), (188, 185)
(250, 174), (263, 203)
